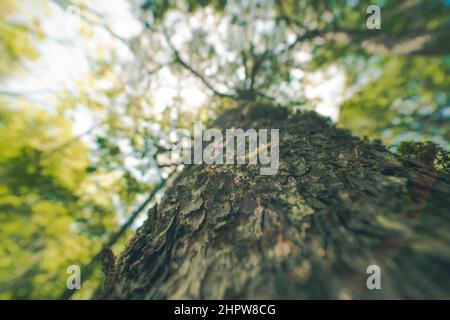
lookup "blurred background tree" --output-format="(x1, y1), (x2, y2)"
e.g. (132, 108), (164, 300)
(0, 0), (448, 299)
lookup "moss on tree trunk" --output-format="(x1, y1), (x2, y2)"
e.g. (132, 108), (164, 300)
(101, 103), (450, 299)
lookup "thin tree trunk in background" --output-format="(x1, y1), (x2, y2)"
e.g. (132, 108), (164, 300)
(322, 28), (450, 56)
(101, 103), (450, 299)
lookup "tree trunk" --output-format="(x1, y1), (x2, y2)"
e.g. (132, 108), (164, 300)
(101, 103), (449, 299)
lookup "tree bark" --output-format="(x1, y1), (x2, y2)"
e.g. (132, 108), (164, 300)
(101, 103), (449, 299)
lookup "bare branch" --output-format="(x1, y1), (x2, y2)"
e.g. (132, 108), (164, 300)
(162, 27), (235, 99)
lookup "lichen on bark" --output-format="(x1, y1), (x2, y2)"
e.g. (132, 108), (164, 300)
(101, 103), (450, 299)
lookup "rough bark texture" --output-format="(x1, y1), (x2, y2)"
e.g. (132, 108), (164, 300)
(102, 103), (449, 299)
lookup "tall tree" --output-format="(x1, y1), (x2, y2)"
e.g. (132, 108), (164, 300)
(99, 0), (450, 299)
(1, 0), (449, 299)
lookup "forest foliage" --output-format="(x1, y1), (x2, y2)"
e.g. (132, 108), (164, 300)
(0, 0), (449, 299)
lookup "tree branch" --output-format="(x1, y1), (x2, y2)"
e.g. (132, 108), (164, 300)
(162, 27), (235, 99)
(278, 11), (449, 57)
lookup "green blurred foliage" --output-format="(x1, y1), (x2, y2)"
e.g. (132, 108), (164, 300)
(268, 0), (450, 147)
(0, 1), (144, 299)
(0, 101), (119, 298)
(0, 0), (44, 78)
(339, 56), (449, 146)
